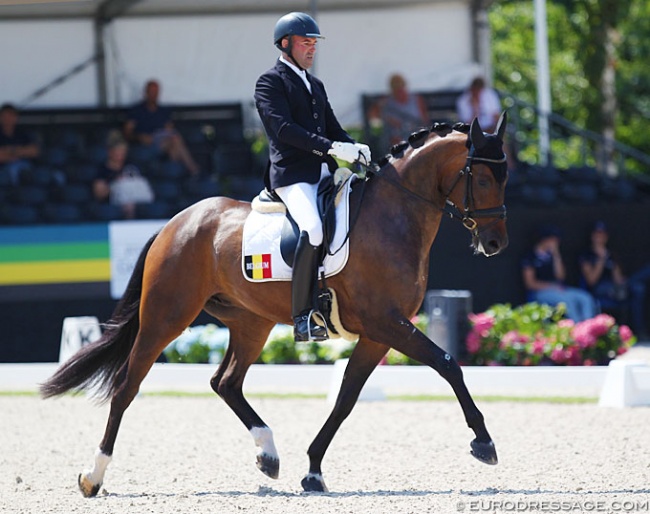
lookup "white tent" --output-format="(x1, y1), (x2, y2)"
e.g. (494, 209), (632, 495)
(0, 0), (494, 126)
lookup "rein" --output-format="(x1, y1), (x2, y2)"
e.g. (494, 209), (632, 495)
(323, 170), (368, 257)
(361, 145), (507, 237)
(321, 135), (507, 258)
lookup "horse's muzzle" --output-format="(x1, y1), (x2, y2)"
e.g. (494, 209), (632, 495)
(475, 228), (508, 257)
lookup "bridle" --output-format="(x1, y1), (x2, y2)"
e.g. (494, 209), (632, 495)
(440, 146), (508, 236)
(360, 142), (507, 238)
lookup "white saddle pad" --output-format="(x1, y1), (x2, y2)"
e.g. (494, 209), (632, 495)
(242, 175), (354, 282)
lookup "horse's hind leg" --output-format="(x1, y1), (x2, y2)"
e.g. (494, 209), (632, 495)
(78, 326), (189, 497)
(302, 337), (388, 492)
(209, 313), (278, 478)
(79, 298), (206, 496)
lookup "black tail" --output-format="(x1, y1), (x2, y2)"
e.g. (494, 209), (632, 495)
(40, 233), (159, 403)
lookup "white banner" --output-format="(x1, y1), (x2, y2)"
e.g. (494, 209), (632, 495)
(109, 220), (166, 299)
(59, 316), (102, 364)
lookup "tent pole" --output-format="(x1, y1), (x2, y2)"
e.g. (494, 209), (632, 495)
(94, 17), (108, 107)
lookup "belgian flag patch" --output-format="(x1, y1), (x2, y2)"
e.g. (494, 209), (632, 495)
(244, 253), (272, 280)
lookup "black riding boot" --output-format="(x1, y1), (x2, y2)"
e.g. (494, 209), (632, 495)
(292, 231), (328, 342)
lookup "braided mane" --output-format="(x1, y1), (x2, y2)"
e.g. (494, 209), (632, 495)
(376, 122), (470, 168)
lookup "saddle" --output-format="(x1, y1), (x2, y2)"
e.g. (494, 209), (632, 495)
(252, 169), (351, 267)
(247, 169), (360, 341)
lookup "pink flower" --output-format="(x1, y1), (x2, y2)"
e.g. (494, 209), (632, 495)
(499, 330), (530, 350)
(590, 314), (615, 337)
(501, 330), (521, 344)
(571, 322), (597, 349)
(466, 331), (481, 354)
(619, 325), (634, 343)
(550, 345), (568, 364)
(566, 345), (582, 365)
(532, 338), (547, 355)
(558, 319), (575, 329)
(468, 312), (495, 336)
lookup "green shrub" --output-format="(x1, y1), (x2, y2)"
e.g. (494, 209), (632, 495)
(163, 324), (228, 364)
(163, 314), (433, 365)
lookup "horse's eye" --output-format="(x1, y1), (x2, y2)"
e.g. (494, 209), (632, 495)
(477, 178), (490, 188)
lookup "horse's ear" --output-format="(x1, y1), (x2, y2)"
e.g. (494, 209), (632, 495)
(470, 117), (487, 150)
(495, 111), (508, 140)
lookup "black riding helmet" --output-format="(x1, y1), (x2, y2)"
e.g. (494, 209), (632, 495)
(273, 12), (324, 69)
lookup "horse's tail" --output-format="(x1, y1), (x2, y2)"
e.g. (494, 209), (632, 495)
(40, 233), (158, 403)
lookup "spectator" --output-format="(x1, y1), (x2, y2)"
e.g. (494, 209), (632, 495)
(93, 130), (154, 219)
(456, 76), (501, 132)
(521, 224), (598, 322)
(0, 103), (40, 184)
(123, 79), (199, 176)
(579, 220), (650, 338)
(369, 73), (429, 148)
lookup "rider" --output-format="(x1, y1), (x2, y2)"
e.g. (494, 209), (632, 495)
(254, 12), (371, 342)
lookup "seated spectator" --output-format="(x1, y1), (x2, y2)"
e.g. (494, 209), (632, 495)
(123, 79), (199, 176)
(368, 73), (429, 148)
(0, 103), (40, 184)
(93, 130), (154, 219)
(579, 220), (650, 338)
(456, 76), (501, 132)
(457, 76), (519, 171)
(521, 224), (598, 322)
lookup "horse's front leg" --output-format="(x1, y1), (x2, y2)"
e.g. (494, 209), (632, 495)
(302, 337), (388, 492)
(367, 315), (498, 465)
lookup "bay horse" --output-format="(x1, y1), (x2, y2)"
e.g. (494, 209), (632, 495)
(41, 113), (509, 496)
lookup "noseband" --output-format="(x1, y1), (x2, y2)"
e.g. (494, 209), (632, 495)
(441, 147), (508, 237)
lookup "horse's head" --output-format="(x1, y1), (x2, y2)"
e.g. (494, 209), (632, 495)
(373, 113), (509, 257)
(443, 112), (509, 257)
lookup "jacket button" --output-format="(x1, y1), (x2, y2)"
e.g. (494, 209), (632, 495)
(312, 99), (316, 105)
(317, 127), (322, 133)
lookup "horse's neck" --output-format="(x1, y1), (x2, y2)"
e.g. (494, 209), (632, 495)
(363, 166), (444, 256)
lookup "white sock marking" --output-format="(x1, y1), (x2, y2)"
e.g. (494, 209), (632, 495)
(250, 426), (278, 461)
(304, 472), (329, 492)
(84, 448), (112, 485)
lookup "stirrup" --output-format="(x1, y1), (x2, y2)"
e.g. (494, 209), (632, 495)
(294, 310), (328, 342)
(308, 309), (329, 341)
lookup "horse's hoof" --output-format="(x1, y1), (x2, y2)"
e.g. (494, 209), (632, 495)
(256, 453), (279, 479)
(470, 439), (498, 465)
(78, 473), (101, 498)
(301, 473), (329, 493)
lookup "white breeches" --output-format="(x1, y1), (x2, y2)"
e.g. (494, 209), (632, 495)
(274, 164), (329, 247)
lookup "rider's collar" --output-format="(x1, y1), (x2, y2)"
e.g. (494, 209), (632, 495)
(280, 56), (311, 93)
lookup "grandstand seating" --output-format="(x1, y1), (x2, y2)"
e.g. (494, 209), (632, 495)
(0, 102), (262, 225)
(361, 88), (650, 210)
(2, 97), (649, 226)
